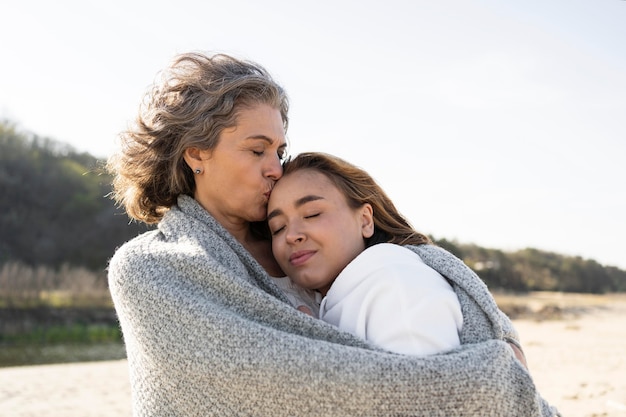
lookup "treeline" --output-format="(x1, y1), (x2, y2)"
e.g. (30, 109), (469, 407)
(0, 121), (151, 273)
(1, 120), (625, 295)
(434, 239), (626, 294)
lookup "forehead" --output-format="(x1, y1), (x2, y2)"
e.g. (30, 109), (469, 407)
(221, 103), (286, 143)
(271, 169), (350, 209)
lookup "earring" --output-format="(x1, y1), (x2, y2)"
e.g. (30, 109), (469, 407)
(194, 168), (202, 174)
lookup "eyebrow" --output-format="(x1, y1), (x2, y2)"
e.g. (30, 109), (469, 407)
(267, 195), (324, 222)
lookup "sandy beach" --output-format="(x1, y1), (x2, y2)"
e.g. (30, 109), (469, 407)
(509, 293), (626, 417)
(1, 292), (625, 417)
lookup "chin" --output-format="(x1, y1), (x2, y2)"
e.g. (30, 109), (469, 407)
(247, 208), (267, 222)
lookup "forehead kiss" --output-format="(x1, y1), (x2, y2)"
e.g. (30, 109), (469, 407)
(267, 170), (335, 219)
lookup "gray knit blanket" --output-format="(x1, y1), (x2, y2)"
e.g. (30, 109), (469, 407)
(108, 195), (560, 416)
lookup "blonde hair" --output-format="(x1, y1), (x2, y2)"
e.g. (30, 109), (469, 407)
(281, 152), (431, 247)
(107, 52), (289, 224)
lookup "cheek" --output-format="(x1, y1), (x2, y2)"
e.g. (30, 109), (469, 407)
(271, 239), (285, 260)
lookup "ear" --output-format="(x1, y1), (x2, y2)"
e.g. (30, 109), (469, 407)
(360, 203), (375, 239)
(183, 147), (209, 171)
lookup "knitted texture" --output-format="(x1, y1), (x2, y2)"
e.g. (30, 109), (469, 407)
(108, 195), (560, 416)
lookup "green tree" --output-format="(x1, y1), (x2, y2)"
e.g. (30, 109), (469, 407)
(0, 121), (151, 270)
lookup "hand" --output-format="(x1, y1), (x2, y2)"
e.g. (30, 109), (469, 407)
(297, 305), (314, 316)
(508, 342), (528, 369)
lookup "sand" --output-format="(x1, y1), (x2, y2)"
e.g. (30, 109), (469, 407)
(0, 359), (131, 417)
(511, 293), (626, 417)
(1, 293), (625, 417)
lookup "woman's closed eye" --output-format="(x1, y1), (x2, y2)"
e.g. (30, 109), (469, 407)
(252, 146), (287, 159)
(270, 224), (285, 236)
(269, 213), (320, 236)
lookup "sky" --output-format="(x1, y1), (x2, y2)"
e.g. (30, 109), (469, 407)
(2, 0), (625, 269)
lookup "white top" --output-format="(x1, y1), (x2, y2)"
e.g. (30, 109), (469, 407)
(272, 276), (321, 316)
(319, 243), (463, 356)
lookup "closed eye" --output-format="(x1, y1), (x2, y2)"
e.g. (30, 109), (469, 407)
(270, 225), (285, 236)
(304, 213), (320, 219)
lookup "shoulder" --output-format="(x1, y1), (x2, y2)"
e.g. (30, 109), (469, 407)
(358, 244), (440, 279)
(107, 228), (171, 286)
(351, 243), (422, 269)
(109, 229), (162, 268)
(332, 244), (449, 296)
(107, 220), (209, 288)
(405, 243), (458, 264)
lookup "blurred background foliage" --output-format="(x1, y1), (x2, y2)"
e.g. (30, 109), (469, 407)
(434, 239), (625, 293)
(0, 121), (151, 271)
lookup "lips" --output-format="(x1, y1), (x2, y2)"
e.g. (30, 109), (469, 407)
(289, 250), (316, 267)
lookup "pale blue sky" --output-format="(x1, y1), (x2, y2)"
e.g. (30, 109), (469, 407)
(2, 0), (625, 269)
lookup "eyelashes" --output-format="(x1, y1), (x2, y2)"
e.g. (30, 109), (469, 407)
(269, 213), (321, 237)
(251, 148), (287, 160)
(271, 226), (285, 236)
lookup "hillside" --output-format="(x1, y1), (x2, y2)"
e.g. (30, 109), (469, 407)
(434, 239), (626, 293)
(0, 121), (151, 271)
(1, 120), (624, 293)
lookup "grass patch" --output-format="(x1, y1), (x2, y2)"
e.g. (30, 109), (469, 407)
(0, 322), (124, 367)
(0, 342), (126, 367)
(0, 323), (121, 345)
(0, 306), (124, 366)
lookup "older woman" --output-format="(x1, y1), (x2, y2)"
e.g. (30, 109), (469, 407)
(107, 52), (559, 416)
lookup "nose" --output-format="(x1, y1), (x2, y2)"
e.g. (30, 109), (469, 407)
(285, 228), (305, 245)
(265, 154), (283, 181)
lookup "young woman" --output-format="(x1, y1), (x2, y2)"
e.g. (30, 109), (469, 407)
(267, 152), (463, 356)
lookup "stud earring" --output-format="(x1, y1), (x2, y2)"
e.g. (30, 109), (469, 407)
(194, 168), (202, 174)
